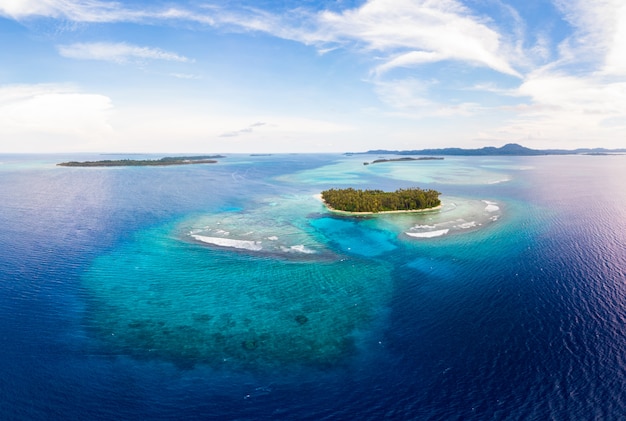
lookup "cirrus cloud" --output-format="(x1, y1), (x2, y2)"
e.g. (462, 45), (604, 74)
(57, 42), (192, 64)
(310, 0), (522, 78)
(0, 0), (207, 24)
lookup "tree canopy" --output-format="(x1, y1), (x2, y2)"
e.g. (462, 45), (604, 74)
(321, 187), (441, 213)
(57, 155), (224, 167)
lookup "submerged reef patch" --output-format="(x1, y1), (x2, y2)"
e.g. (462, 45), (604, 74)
(83, 223), (392, 371)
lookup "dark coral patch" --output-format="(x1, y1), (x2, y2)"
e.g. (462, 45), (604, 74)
(242, 339), (258, 351)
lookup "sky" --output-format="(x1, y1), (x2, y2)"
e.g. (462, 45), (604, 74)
(1, 0), (626, 153)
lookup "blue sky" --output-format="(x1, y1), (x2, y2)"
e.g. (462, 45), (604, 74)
(1, 0), (626, 153)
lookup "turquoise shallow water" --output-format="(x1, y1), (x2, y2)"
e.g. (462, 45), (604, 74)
(83, 221), (394, 371)
(309, 216), (398, 257)
(1, 153), (625, 419)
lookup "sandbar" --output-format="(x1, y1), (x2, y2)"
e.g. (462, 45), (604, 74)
(483, 200), (500, 212)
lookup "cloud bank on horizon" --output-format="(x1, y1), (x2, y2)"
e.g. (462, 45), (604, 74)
(1, 0), (626, 152)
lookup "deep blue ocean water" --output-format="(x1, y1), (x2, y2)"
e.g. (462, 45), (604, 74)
(0, 153), (625, 420)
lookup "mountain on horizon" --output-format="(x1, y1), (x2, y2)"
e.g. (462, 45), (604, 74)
(361, 143), (626, 156)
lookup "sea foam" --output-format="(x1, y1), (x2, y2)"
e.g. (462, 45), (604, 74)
(280, 245), (317, 254)
(191, 234), (263, 251)
(457, 221), (478, 229)
(393, 196), (502, 241)
(405, 229), (450, 238)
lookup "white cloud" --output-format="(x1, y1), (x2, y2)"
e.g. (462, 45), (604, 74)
(170, 73), (202, 80)
(551, 0), (626, 75)
(0, 84), (115, 151)
(310, 0), (522, 78)
(601, 4), (626, 75)
(472, 1), (626, 148)
(518, 73), (626, 116)
(220, 122), (266, 138)
(0, 0), (205, 23)
(0, 0), (53, 19)
(372, 78), (483, 118)
(0, 83), (357, 153)
(478, 71), (626, 148)
(0, 0), (136, 22)
(375, 51), (445, 75)
(198, 0), (522, 78)
(108, 108), (356, 153)
(58, 42), (192, 64)
(373, 78), (433, 110)
(356, 1), (626, 148)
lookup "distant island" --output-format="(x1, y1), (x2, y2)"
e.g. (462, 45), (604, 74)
(364, 157), (444, 165)
(357, 143), (626, 156)
(321, 187), (441, 214)
(57, 155), (225, 167)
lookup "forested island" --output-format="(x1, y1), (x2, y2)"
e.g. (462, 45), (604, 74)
(321, 187), (441, 213)
(364, 157), (443, 165)
(57, 155), (225, 167)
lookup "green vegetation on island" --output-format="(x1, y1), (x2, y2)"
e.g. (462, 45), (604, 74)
(57, 155), (225, 167)
(363, 156), (444, 165)
(321, 187), (441, 213)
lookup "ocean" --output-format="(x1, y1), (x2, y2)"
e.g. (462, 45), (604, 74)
(0, 153), (624, 420)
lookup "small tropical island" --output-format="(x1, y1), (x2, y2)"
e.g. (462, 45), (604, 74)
(57, 155), (225, 167)
(321, 187), (441, 214)
(363, 157), (444, 165)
